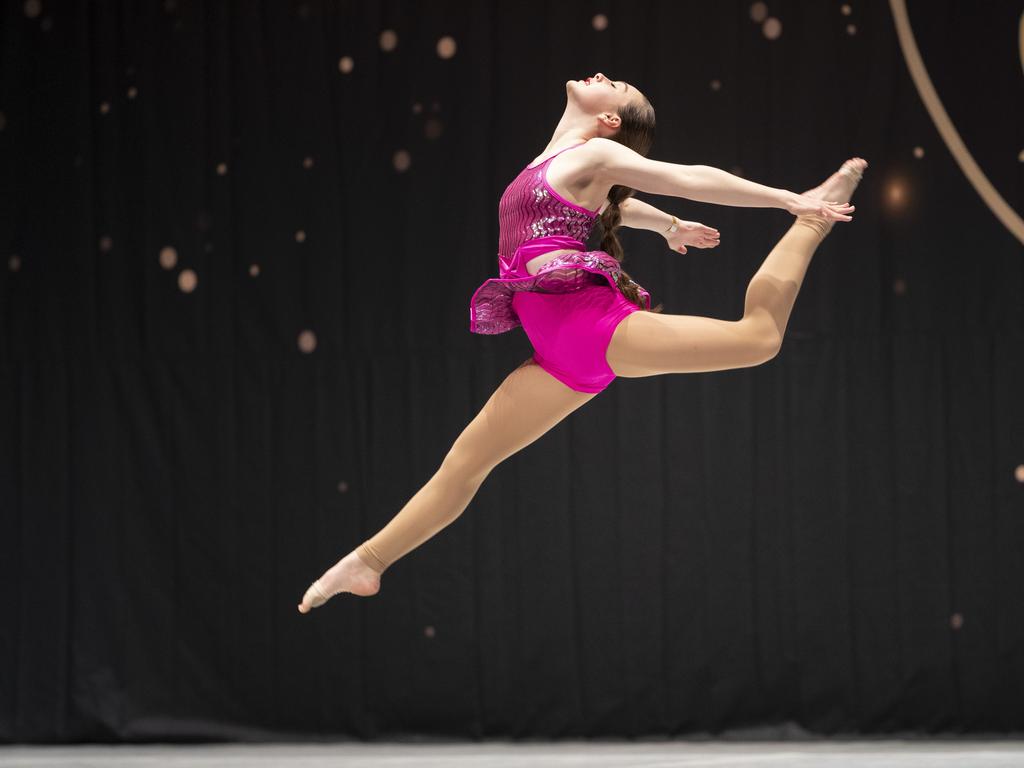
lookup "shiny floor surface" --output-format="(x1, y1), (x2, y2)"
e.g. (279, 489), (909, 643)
(3, 742), (1024, 767)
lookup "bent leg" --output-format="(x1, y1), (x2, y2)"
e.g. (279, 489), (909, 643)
(606, 216), (830, 377)
(356, 357), (597, 573)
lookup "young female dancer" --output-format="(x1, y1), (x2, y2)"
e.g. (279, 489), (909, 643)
(298, 72), (867, 612)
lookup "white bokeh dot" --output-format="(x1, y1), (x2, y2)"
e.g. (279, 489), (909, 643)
(338, 56), (354, 74)
(436, 35), (456, 59)
(841, 3), (852, 15)
(424, 625), (436, 638)
(302, 156), (314, 169)
(913, 146), (924, 159)
(337, 480), (349, 493)
(710, 79), (722, 91)
(99, 101), (110, 115)
(216, 162), (228, 176)
(1015, 464), (1024, 483)
(950, 613), (964, 630)
(249, 263), (260, 277)
(762, 17), (782, 39)
(178, 268), (197, 293)
(846, 23), (857, 35)
(24, 0), (41, 18)
(159, 246), (178, 270)
(1018, 149), (1024, 163)
(393, 149), (411, 172)
(99, 235), (113, 252)
(295, 229), (306, 243)
(750, 2), (768, 22)
(127, 86), (138, 99)
(298, 329), (317, 353)
(379, 29), (398, 52)
(8, 255), (21, 272)
(592, 13), (608, 31)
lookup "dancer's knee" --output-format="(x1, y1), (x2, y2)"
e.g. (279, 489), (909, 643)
(438, 443), (494, 488)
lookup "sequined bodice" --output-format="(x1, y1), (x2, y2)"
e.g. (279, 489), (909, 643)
(496, 143), (600, 277)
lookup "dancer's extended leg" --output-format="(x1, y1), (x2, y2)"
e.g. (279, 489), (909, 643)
(297, 357), (597, 612)
(605, 158), (867, 377)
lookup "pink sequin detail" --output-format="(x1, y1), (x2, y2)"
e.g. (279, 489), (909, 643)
(469, 144), (652, 335)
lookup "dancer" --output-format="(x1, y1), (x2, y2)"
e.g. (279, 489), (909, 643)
(299, 72), (866, 612)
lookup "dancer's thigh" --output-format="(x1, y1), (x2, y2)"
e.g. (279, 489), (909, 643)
(442, 357), (598, 480)
(605, 309), (779, 377)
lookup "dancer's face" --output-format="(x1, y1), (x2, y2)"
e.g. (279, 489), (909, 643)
(566, 72), (645, 131)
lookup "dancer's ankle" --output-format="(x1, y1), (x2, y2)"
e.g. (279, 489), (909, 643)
(794, 214), (832, 241)
(355, 543), (388, 574)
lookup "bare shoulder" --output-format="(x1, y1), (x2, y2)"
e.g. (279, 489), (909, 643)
(585, 137), (682, 196)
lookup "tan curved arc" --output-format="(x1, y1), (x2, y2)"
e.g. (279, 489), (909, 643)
(889, 0), (1024, 245)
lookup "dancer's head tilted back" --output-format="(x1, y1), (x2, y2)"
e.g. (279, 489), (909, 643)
(563, 72), (660, 312)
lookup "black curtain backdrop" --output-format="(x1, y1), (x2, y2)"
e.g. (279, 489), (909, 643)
(2, 0), (1022, 743)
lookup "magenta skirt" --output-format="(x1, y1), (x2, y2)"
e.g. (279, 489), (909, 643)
(512, 283), (642, 393)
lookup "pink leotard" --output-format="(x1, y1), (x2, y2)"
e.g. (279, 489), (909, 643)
(468, 141), (653, 392)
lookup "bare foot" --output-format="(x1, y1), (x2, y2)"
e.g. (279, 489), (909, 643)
(802, 157), (868, 208)
(297, 549), (381, 613)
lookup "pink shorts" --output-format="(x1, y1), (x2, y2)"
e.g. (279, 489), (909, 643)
(512, 284), (643, 393)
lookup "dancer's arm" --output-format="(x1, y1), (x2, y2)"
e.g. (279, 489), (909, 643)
(619, 197), (721, 253)
(591, 137), (854, 220)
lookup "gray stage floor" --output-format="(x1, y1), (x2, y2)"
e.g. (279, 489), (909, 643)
(2, 741), (1024, 767)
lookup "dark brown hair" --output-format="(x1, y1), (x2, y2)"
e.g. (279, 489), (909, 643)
(598, 94), (664, 314)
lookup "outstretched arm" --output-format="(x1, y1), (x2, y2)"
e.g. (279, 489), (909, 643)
(589, 137), (854, 221)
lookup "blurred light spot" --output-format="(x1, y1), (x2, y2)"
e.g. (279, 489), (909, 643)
(710, 79), (722, 91)
(846, 23), (857, 35)
(841, 3), (852, 15)
(99, 101), (110, 115)
(127, 86), (138, 99)
(40, 16), (52, 31)
(893, 277), (906, 295)
(1015, 464), (1024, 483)
(337, 480), (349, 493)
(303, 156), (314, 169)
(8, 255), (21, 272)
(424, 625), (436, 638)
(216, 162), (228, 176)
(592, 13), (608, 31)
(886, 179), (907, 210)
(393, 149), (411, 172)
(436, 35), (456, 59)
(1018, 149), (1024, 163)
(379, 29), (398, 52)
(338, 56), (354, 74)
(950, 613), (963, 630)
(178, 269), (197, 292)
(749, 2), (768, 22)
(298, 329), (317, 353)
(159, 246), (178, 270)
(295, 229), (306, 243)
(24, 0), (41, 18)
(412, 102), (422, 114)
(99, 235), (113, 252)
(913, 146), (924, 159)
(249, 263), (260, 277)
(762, 17), (782, 39)
(424, 118), (443, 140)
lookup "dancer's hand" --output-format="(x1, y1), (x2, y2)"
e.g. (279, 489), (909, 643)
(785, 193), (855, 221)
(664, 220), (720, 254)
